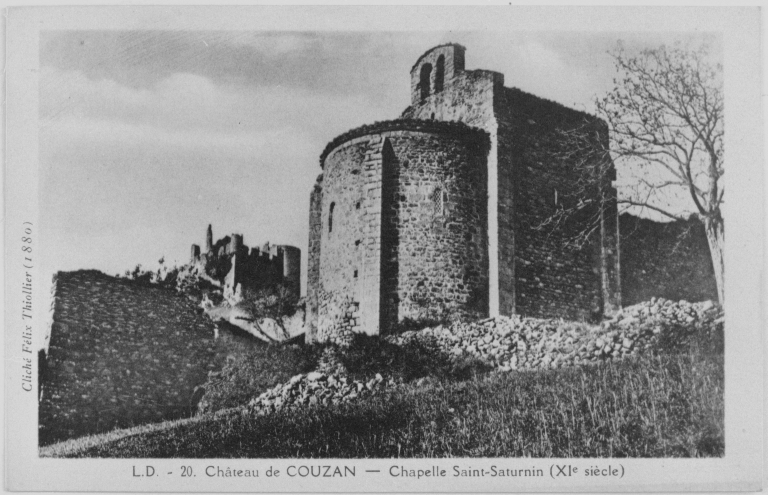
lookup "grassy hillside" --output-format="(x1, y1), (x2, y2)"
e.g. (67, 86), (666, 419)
(43, 350), (723, 458)
(41, 279), (723, 458)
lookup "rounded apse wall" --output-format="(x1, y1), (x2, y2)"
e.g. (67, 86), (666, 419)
(317, 120), (490, 340)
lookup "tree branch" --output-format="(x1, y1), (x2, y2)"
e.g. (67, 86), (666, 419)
(618, 199), (687, 221)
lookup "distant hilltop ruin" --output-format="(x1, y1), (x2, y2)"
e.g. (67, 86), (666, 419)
(190, 224), (301, 300)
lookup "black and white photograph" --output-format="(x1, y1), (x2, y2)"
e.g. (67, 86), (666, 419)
(4, 5), (763, 493)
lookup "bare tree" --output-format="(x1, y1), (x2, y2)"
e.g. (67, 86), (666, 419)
(239, 284), (299, 339)
(532, 118), (614, 252)
(536, 42), (724, 303)
(601, 42), (724, 302)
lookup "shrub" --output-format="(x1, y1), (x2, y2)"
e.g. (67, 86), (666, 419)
(237, 284), (300, 339)
(334, 333), (491, 383)
(653, 318), (724, 357)
(123, 264), (154, 285)
(195, 343), (317, 414)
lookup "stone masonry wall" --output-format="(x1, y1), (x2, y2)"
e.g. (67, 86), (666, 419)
(403, 68), (502, 127)
(305, 178), (323, 343)
(191, 226), (301, 300)
(402, 45), (618, 321)
(39, 270), (262, 445)
(315, 138), (369, 342)
(409, 44), (466, 105)
(496, 87), (608, 320)
(310, 120), (490, 342)
(401, 46), (503, 315)
(382, 130), (489, 327)
(620, 214), (718, 305)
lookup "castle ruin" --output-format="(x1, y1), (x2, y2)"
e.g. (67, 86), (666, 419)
(191, 224), (301, 300)
(306, 44), (621, 343)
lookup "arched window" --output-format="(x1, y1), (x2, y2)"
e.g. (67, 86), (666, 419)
(420, 63), (432, 101)
(434, 55), (445, 93)
(329, 202), (335, 233)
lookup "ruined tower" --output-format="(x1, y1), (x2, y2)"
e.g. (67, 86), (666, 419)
(190, 225), (301, 301)
(206, 224), (213, 253)
(306, 44), (621, 344)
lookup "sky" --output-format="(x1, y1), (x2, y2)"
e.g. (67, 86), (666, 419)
(39, 30), (719, 294)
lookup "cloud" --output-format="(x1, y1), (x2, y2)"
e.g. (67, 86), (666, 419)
(224, 32), (319, 54)
(39, 60), (401, 283)
(41, 65), (395, 137)
(40, 109), (321, 280)
(39, 31), (416, 98)
(40, 30), (715, 283)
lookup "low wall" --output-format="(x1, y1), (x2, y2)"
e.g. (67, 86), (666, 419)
(619, 214), (718, 306)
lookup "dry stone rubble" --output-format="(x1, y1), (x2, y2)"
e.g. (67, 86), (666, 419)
(248, 371), (395, 416)
(247, 298), (721, 414)
(390, 298), (722, 371)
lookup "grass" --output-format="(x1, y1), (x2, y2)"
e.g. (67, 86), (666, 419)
(196, 333), (316, 414)
(198, 332), (491, 415)
(335, 333), (492, 383)
(43, 350), (723, 458)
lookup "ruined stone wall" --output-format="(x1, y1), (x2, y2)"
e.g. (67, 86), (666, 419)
(620, 214), (717, 305)
(39, 270), (263, 445)
(235, 245), (291, 294)
(281, 246), (302, 294)
(190, 226), (301, 301)
(496, 87), (608, 320)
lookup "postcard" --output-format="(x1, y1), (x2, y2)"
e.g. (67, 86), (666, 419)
(4, 5), (763, 492)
